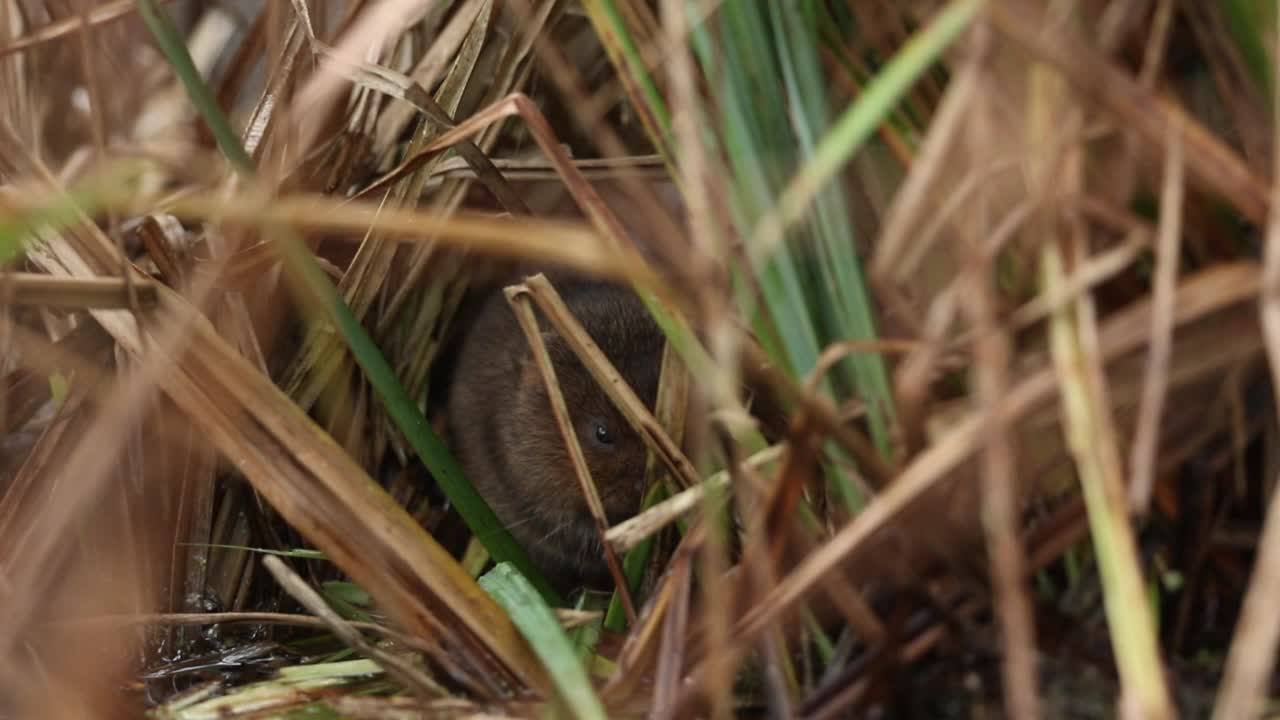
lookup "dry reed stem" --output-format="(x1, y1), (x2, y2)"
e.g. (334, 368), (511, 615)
(871, 41), (980, 280)
(960, 24), (1039, 718)
(649, 339), (691, 489)
(606, 444), (782, 554)
(602, 528), (691, 705)
(0, 273), (156, 308)
(694, 470), (733, 720)
(1030, 48), (1172, 716)
(41, 188), (655, 285)
(1042, 245), (1174, 719)
(1128, 121), (1184, 513)
(650, 547), (693, 720)
(661, 0), (735, 412)
(0, 0), (173, 58)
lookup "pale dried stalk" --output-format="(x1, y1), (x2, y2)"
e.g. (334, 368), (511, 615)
(66, 189), (651, 285)
(1128, 122), (1184, 512)
(0, 273), (157, 308)
(601, 529), (690, 705)
(975, 321), (1044, 709)
(606, 444), (785, 553)
(661, 0), (732, 395)
(1029, 51), (1171, 718)
(1007, 229), (1147, 332)
(0, 0), (171, 59)
(650, 547), (693, 720)
(960, 25), (1039, 718)
(872, 50), (982, 280)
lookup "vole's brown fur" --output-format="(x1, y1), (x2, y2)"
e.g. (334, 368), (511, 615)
(445, 271), (663, 589)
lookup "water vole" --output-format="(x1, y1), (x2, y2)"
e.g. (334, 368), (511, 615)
(445, 272), (663, 588)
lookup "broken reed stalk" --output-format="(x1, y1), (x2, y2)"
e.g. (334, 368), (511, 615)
(0, 274), (156, 308)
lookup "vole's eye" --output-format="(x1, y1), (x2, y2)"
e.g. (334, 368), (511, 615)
(592, 421), (614, 447)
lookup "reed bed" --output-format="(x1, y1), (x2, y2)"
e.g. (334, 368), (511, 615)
(1, 1), (1277, 717)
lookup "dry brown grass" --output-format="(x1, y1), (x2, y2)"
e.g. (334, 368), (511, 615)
(2, 1), (1279, 718)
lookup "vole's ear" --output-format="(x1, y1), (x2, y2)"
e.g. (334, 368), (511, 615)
(515, 334), (551, 386)
(515, 330), (567, 397)
(510, 361), (544, 417)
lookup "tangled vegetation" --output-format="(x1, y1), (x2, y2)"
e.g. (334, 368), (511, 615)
(1, 1), (1279, 718)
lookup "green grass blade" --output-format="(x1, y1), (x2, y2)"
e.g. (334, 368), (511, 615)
(1221, 0), (1274, 96)
(136, 0), (253, 172)
(768, 2), (896, 450)
(481, 563), (608, 720)
(768, 0), (985, 233)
